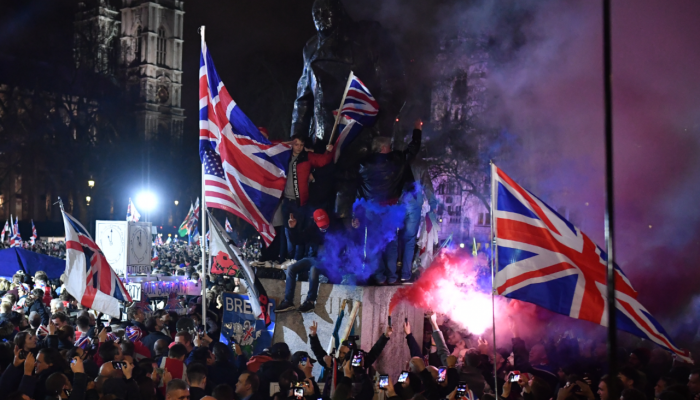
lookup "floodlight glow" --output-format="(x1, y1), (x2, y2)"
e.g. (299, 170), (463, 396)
(136, 191), (158, 212)
(459, 243), (465, 248)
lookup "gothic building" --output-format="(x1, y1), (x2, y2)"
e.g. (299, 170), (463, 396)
(74, 0), (185, 141)
(0, 0), (186, 235)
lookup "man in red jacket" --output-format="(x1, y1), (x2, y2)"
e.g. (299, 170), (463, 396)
(281, 134), (333, 262)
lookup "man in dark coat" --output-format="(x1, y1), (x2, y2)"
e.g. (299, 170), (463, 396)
(256, 343), (306, 400)
(291, 0), (406, 219)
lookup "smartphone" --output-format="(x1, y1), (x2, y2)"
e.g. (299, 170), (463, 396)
(351, 350), (364, 367)
(438, 367), (447, 383)
(293, 388), (304, 399)
(102, 321), (110, 327)
(197, 325), (205, 336)
(70, 358), (78, 365)
(111, 361), (125, 370)
(18, 350), (28, 360)
(509, 370), (521, 383)
(397, 371), (409, 383)
(379, 375), (389, 389)
(457, 382), (467, 398)
(301, 356), (308, 367)
(155, 367), (165, 376)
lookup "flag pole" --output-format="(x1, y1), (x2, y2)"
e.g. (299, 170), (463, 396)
(200, 25), (208, 328)
(489, 161), (498, 396)
(602, 0), (618, 394)
(326, 71), (354, 146)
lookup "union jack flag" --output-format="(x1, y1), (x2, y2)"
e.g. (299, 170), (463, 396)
(187, 198), (200, 234)
(75, 332), (91, 349)
(1, 220), (8, 242)
(62, 210), (132, 316)
(225, 217), (233, 233)
(199, 39), (291, 245)
(332, 72), (379, 163)
(127, 198), (141, 222)
(10, 216), (21, 248)
(30, 219), (37, 245)
(492, 164), (692, 363)
(152, 248), (159, 262)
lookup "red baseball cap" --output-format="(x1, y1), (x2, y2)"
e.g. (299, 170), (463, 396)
(313, 209), (330, 230)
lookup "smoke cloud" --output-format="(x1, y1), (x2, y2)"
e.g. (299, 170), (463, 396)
(346, 0), (700, 335)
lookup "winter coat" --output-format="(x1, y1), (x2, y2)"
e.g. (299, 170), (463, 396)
(358, 128), (422, 204)
(286, 150), (334, 207)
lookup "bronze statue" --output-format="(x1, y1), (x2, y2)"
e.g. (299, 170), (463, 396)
(291, 0), (406, 218)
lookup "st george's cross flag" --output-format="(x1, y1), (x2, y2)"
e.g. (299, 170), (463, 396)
(332, 71), (379, 163)
(62, 210), (132, 316)
(199, 38), (291, 246)
(208, 210), (271, 326)
(127, 198), (141, 222)
(491, 164), (692, 363)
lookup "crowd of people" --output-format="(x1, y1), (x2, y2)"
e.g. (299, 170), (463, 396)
(0, 267), (697, 400)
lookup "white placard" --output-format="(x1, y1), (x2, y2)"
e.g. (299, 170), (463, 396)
(127, 222), (152, 267)
(95, 221), (128, 276)
(127, 282), (142, 302)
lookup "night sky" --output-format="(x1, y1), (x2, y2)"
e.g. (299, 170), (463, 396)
(2, 0), (700, 325)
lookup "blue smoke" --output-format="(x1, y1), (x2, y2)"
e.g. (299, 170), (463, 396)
(318, 198), (409, 283)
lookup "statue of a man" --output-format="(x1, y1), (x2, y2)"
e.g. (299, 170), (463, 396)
(291, 0), (405, 218)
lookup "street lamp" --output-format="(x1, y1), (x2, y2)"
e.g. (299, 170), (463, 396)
(86, 196), (91, 205)
(88, 180), (95, 188)
(174, 200), (179, 206)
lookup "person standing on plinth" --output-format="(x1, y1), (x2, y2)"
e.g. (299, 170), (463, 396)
(290, 0), (406, 221)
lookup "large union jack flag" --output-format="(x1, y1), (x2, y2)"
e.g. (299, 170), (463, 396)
(62, 210), (131, 316)
(199, 39), (291, 245)
(332, 72), (379, 163)
(492, 164), (692, 363)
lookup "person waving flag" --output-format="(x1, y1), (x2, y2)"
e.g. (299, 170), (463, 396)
(199, 37), (291, 246)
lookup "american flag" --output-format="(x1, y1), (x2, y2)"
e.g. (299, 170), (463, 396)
(62, 210), (132, 316)
(127, 198), (141, 222)
(199, 38), (291, 245)
(332, 72), (379, 163)
(492, 164), (692, 363)
(30, 219), (37, 245)
(1, 220), (8, 242)
(10, 216), (21, 248)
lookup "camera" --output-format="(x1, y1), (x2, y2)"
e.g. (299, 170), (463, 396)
(379, 375), (389, 389)
(509, 370), (521, 383)
(351, 350), (364, 368)
(457, 382), (467, 398)
(292, 382), (304, 400)
(438, 367), (447, 383)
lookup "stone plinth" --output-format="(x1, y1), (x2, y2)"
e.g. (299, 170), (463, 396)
(261, 278), (424, 380)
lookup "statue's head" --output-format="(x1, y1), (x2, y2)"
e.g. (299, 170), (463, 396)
(312, 0), (346, 36)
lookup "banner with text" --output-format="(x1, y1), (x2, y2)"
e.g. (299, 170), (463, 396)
(220, 292), (275, 358)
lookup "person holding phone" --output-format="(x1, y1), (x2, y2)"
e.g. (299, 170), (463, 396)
(429, 312), (486, 399)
